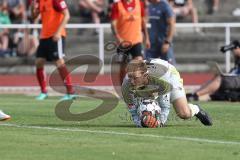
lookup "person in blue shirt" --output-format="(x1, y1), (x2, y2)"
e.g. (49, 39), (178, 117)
(145, 0), (176, 65)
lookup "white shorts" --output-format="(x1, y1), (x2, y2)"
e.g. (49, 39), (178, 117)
(167, 66), (186, 102)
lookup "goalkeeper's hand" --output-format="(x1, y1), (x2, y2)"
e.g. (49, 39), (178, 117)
(141, 112), (161, 128)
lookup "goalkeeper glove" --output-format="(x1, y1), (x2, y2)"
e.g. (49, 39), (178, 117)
(141, 113), (159, 128)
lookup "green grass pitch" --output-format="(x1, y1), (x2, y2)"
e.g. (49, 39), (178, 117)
(0, 95), (240, 160)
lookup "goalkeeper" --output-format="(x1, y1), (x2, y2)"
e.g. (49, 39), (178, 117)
(122, 59), (213, 127)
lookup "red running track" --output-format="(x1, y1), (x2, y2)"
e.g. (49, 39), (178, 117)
(0, 73), (214, 86)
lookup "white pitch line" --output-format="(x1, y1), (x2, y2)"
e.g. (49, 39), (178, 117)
(1, 123), (240, 145)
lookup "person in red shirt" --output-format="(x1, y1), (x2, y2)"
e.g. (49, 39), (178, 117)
(31, 0), (76, 100)
(110, 0), (150, 85)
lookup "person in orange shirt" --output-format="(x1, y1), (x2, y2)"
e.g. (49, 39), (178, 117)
(110, 0), (150, 85)
(31, 0), (76, 100)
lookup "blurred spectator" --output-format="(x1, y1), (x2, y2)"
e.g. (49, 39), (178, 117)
(145, 0), (176, 65)
(3, 0), (26, 23)
(11, 0), (39, 57)
(27, 0), (39, 23)
(206, 0), (219, 14)
(187, 46), (240, 101)
(169, 0), (200, 32)
(79, 0), (105, 34)
(13, 28), (39, 57)
(0, 1), (11, 57)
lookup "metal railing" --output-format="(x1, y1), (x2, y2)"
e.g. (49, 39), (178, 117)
(0, 23), (239, 73)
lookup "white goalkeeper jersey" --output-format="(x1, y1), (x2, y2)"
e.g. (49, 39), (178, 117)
(122, 59), (185, 126)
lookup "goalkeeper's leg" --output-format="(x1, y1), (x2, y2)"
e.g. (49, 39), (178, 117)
(172, 97), (212, 126)
(170, 73), (212, 126)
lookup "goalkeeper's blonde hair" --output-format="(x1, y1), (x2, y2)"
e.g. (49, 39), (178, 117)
(127, 60), (148, 74)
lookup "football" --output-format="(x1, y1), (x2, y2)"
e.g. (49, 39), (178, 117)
(137, 99), (161, 118)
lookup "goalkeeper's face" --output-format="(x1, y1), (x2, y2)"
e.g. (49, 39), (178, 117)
(128, 70), (148, 89)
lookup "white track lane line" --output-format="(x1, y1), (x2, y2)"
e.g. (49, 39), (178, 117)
(1, 123), (240, 145)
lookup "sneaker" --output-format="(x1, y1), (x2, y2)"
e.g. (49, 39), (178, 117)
(186, 93), (199, 101)
(195, 105), (213, 126)
(36, 93), (48, 100)
(60, 94), (78, 101)
(0, 110), (11, 121)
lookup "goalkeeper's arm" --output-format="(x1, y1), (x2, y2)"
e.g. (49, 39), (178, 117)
(128, 104), (142, 127)
(121, 79), (142, 127)
(158, 93), (171, 125)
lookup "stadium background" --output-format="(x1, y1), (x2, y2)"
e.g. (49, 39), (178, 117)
(1, 0), (240, 97)
(0, 1), (240, 160)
